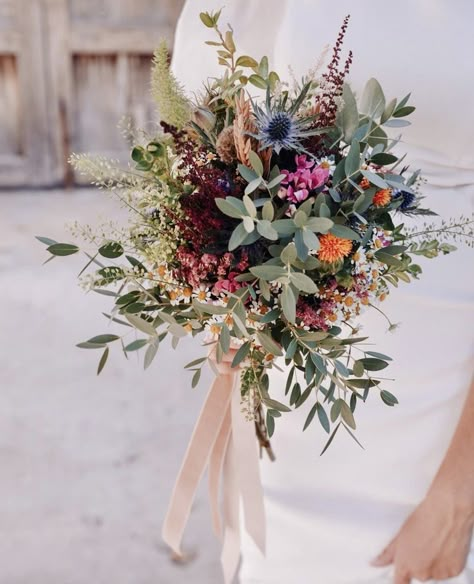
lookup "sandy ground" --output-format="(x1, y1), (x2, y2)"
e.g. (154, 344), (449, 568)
(0, 190), (225, 584)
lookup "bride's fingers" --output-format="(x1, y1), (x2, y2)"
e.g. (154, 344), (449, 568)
(394, 566), (411, 584)
(371, 538), (396, 567)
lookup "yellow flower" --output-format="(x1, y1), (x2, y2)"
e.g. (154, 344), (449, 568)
(373, 188), (392, 207)
(318, 233), (353, 263)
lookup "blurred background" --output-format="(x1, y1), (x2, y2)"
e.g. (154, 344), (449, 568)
(0, 1), (225, 582)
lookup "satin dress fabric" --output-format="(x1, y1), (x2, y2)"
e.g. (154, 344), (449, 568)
(172, 2), (474, 582)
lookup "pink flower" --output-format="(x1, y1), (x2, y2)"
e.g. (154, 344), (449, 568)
(287, 185), (309, 203)
(212, 272), (241, 295)
(295, 154), (315, 171)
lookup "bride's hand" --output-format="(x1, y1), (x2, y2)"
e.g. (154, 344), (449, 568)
(371, 488), (474, 583)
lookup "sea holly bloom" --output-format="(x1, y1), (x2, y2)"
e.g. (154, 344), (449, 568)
(373, 188), (392, 207)
(317, 233), (353, 263)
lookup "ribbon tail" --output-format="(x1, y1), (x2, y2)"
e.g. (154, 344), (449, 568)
(208, 403), (232, 538)
(231, 377), (266, 554)
(221, 432), (241, 584)
(162, 372), (235, 555)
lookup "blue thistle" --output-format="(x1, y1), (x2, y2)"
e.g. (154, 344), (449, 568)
(393, 189), (417, 211)
(250, 83), (327, 154)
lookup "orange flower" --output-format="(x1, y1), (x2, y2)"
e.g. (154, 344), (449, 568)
(359, 177), (371, 190)
(373, 188), (392, 207)
(317, 233), (353, 263)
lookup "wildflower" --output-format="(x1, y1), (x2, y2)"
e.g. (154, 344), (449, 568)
(393, 189), (417, 211)
(216, 125), (237, 164)
(373, 188), (392, 207)
(317, 233), (353, 263)
(252, 102), (320, 154)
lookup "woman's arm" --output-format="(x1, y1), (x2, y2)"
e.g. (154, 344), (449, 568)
(372, 376), (474, 584)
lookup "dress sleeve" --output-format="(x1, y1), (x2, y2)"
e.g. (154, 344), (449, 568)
(171, 0), (288, 95)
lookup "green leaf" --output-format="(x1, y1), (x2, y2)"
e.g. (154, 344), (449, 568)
(229, 222), (249, 250)
(262, 200), (275, 221)
(293, 210), (308, 228)
(306, 217), (334, 233)
(374, 251), (404, 267)
(144, 341), (159, 369)
(36, 236), (57, 246)
(329, 224), (361, 240)
(273, 219), (297, 236)
(266, 174), (286, 190)
(290, 272), (317, 293)
(99, 241), (124, 259)
(215, 197), (246, 219)
(243, 215), (255, 233)
(257, 220), (278, 240)
(231, 341), (251, 367)
(77, 341), (106, 349)
(302, 229), (320, 252)
(266, 411), (275, 437)
(338, 83), (359, 143)
(346, 378), (380, 389)
(244, 177), (263, 195)
(124, 339), (148, 352)
(359, 358), (389, 371)
(248, 74), (267, 89)
(250, 265), (287, 280)
(360, 169), (389, 189)
(381, 97), (397, 124)
(380, 389), (399, 406)
(219, 324), (231, 353)
(280, 285), (296, 323)
(370, 153), (398, 166)
(353, 360), (365, 377)
(87, 334), (120, 344)
(199, 12), (214, 27)
(248, 151), (264, 176)
(344, 140), (361, 177)
(238, 164), (258, 183)
(47, 243), (79, 256)
(262, 397), (291, 413)
(125, 314), (156, 336)
(310, 352), (327, 375)
(294, 229), (308, 261)
(303, 403), (318, 431)
(330, 399), (342, 422)
(316, 402), (330, 433)
(258, 56), (269, 78)
(191, 369), (201, 388)
(360, 78), (386, 118)
(365, 351), (392, 361)
(256, 331), (283, 356)
(379, 245), (407, 255)
(393, 105), (416, 118)
(97, 347), (109, 375)
(235, 55), (259, 68)
(340, 400), (356, 429)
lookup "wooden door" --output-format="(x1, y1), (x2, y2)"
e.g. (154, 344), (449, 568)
(0, 0), (184, 188)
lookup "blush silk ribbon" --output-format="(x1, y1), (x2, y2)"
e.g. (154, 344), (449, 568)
(162, 357), (266, 583)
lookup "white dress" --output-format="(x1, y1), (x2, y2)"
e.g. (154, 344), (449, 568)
(172, 2), (474, 582)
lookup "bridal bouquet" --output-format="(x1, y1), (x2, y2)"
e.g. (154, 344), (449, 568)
(38, 10), (473, 579)
(38, 12), (471, 450)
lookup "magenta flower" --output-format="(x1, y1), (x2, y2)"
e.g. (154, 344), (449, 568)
(287, 185), (309, 203)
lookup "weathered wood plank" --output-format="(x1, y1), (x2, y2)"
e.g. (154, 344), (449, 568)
(69, 27), (176, 53)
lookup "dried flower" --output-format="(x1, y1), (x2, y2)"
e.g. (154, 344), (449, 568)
(216, 125), (237, 164)
(317, 233), (353, 263)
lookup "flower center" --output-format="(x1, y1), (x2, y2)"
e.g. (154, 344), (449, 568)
(266, 112), (293, 142)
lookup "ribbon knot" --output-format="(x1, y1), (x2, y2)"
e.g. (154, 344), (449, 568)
(162, 355), (266, 584)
